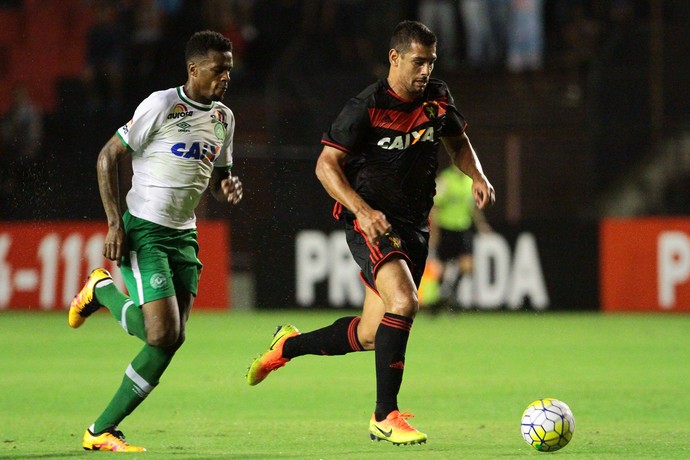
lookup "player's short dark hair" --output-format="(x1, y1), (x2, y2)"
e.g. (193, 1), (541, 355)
(390, 20), (437, 54)
(185, 30), (233, 62)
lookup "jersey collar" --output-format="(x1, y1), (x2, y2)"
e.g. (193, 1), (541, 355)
(176, 86), (215, 111)
(383, 78), (424, 103)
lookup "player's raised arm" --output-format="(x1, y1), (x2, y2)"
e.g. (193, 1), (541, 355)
(315, 145), (391, 243)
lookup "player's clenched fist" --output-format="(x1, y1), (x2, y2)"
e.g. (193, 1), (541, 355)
(222, 176), (243, 204)
(357, 209), (391, 244)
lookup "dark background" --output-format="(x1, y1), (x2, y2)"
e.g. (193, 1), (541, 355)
(0, 0), (688, 307)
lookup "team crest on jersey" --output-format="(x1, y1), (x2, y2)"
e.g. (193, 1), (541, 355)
(167, 103), (193, 120)
(211, 109), (228, 140)
(387, 234), (402, 249)
(423, 101), (439, 120)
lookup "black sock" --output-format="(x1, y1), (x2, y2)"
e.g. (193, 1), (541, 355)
(282, 316), (363, 359)
(374, 312), (413, 421)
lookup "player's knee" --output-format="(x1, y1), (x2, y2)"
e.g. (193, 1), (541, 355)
(146, 326), (181, 348)
(388, 294), (419, 318)
(171, 331), (186, 351)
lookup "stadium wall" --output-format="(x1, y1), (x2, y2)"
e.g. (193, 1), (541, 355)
(253, 217), (690, 312)
(601, 218), (690, 312)
(4, 218), (690, 312)
(255, 221), (600, 312)
(0, 221), (230, 310)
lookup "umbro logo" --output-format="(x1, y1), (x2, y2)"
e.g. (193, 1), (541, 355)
(381, 114), (393, 124)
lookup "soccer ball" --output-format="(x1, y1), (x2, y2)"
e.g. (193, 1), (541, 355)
(520, 398), (575, 452)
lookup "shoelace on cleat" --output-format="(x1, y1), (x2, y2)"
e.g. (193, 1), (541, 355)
(390, 411), (416, 431)
(107, 429), (129, 444)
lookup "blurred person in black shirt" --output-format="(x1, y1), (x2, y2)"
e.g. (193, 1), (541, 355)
(0, 83), (43, 219)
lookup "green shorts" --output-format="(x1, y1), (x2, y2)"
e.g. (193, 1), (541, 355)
(120, 210), (202, 306)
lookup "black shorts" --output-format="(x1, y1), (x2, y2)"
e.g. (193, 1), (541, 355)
(344, 218), (429, 293)
(437, 228), (474, 262)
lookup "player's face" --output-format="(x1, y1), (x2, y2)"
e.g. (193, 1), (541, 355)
(395, 42), (436, 98)
(192, 50), (233, 103)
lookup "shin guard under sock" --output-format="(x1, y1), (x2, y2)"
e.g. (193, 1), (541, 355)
(92, 344), (175, 433)
(94, 281), (146, 341)
(282, 316), (363, 359)
(374, 312), (413, 421)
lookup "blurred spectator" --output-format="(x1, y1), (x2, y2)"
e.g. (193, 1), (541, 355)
(157, 0), (183, 15)
(1, 84), (42, 163)
(550, 0), (601, 106)
(263, 0), (382, 145)
(458, 0), (510, 70)
(588, 0), (650, 191)
(155, 0), (205, 90)
(418, 0), (460, 70)
(128, 0), (164, 80)
(202, 0), (258, 84)
(244, 0), (305, 88)
(328, 0), (374, 71)
(0, 84), (44, 218)
(82, 2), (127, 113)
(506, 0), (544, 73)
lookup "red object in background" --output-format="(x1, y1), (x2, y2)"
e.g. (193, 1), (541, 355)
(0, 1), (96, 114)
(600, 218), (690, 312)
(0, 221), (230, 310)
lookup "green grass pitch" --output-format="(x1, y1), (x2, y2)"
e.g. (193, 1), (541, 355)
(1, 309), (689, 459)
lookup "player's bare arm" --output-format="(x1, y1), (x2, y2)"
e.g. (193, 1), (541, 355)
(315, 145), (391, 243)
(210, 167), (243, 204)
(96, 135), (131, 264)
(442, 133), (496, 209)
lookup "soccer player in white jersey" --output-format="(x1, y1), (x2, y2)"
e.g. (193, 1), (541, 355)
(67, 30), (243, 452)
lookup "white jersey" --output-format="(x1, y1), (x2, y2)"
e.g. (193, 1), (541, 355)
(116, 86), (234, 229)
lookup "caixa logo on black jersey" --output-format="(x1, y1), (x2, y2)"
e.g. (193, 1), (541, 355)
(377, 126), (435, 150)
(167, 103), (193, 120)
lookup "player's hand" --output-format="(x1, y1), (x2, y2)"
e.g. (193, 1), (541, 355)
(356, 209), (391, 244)
(472, 175), (496, 209)
(103, 226), (127, 267)
(222, 176), (243, 204)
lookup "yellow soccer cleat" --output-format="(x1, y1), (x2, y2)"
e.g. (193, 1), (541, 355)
(68, 268), (112, 328)
(82, 427), (146, 452)
(369, 410), (428, 445)
(246, 324), (299, 386)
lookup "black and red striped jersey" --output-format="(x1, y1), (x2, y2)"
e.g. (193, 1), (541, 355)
(321, 77), (466, 231)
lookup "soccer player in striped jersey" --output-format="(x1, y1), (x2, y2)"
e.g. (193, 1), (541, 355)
(68, 30), (243, 452)
(247, 20), (495, 445)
